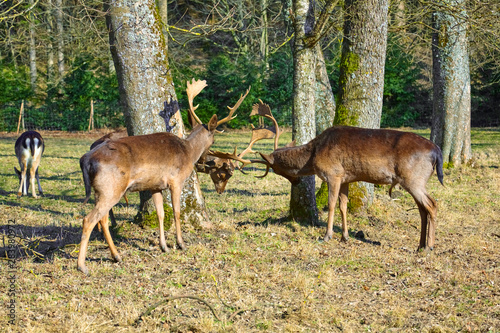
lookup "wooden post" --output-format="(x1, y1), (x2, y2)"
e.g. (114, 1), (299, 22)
(88, 99), (94, 132)
(16, 100), (24, 134)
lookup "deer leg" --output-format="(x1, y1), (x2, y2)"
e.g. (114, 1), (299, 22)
(35, 167), (43, 196)
(338, 183), (349, 242)
(324, 178), (342, 242)
(17, 162), (27, 197)
(100, 212), (121, 262)
(407, 187), (437, 250)
(170, 186), (186, 250)
(77, 203), (114, 275)
(29, 163), (38, 198)
(152, 191), (168, 252)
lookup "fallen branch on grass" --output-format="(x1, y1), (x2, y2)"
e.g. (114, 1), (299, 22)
(134, 295), (222, 326)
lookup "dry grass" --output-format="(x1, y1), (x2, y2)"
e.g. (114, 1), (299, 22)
(0, 128), (499, 332)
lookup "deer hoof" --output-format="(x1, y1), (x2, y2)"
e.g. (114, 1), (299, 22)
(340, 235), (349, 243)
(77, 265), (89, 276)
(113, 254), (122, 262)
(323, 234), (332, 242)
(178, 242), (187, 251)
(17, 192), (22, 198)
(160, 244), (168, 252)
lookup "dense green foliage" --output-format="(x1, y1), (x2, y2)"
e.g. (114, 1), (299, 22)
(381, 35), (422, 128)
(0, 55), (121, 131)
(174, 51), (294, 129)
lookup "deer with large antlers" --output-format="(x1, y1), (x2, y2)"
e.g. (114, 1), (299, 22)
(212, 101), (444, 250)
(14, 131), (45, 198)
(76, 79), (249, 274)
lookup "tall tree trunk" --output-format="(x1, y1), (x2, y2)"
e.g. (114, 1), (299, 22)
(106, 0), (211, 230)
(29, 0), (37, 92)
(335, 0), (389, 209)
(157, 0), (168, 49)
(46, 0), (54, 83)
(56, 0), (64, 81)
(290, 0), (319, 224)
(430, 0), (471, 166)
(260, 0), (269, 69)
(314, 44), (336, 134)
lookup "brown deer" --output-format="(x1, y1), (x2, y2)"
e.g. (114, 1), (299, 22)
(76, 79), (249, 274)
(212, 101), (444, 250)
(14, 131), (45, 198)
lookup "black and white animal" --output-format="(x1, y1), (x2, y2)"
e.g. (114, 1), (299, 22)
(14, 131), (45, 198)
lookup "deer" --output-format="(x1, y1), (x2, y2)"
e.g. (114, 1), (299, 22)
(14, 131), (45, 198)
(211, 101), (444, 250)
(76, 79), (250, 275)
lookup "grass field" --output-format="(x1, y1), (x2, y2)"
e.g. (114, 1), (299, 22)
(0, 128), (499, 332)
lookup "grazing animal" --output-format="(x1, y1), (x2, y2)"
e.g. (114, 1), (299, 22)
(14, 131), (45, 198)
(212, 102), (444, 250)
(77, 79), (249, 274)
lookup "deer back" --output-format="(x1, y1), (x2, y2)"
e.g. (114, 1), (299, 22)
(311, 126), (443, 184)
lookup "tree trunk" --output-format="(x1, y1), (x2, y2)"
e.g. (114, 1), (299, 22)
(46, 0), (54, 83)
(290, 0), (319, 224)
(430, 0), (471, 166)
(29, 0), (37, 92)
(335, 0), (389, 209)
(106, 0), (211, 230)
(56, 0), (64, 81)
(314, 44), (336, 134)
(157, 0), (168, 49)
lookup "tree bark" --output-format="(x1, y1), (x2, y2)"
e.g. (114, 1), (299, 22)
(106, 0), (211, 230)
(335, 0), (389, 209)
(314, 43), (336, 134)
(46, 0), (55, 83)
(29, 0), (37, 92)
(431, 0), (471, 166)
(56, 0), (64, 81)
(290, 0), (319, 224)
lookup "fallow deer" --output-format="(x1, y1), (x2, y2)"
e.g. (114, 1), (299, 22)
(212, 101), (444, 250)
(14, 131), (45, 198)
(76, 79), (249, 274)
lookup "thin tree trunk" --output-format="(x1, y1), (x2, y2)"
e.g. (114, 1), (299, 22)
(314, 44), (336, 134)
(431, 0), (471, 166)
(46, 0), (54, 83)
(29, 0), (37, 92)
(157, 0), (168, 50)
(107, 0), (211, 230)
(56, 0), (64, 81)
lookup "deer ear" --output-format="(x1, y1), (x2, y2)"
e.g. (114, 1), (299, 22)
(259, 153), (274, 165)
(208, 114), (218, 132)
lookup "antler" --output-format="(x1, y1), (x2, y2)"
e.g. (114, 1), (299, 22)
(251, 100), (281, 150)
(209, 147), (270, 178)
(186, 78), (207, 126)
(216, 86), (251, 127)
(237, 125), (276, 159)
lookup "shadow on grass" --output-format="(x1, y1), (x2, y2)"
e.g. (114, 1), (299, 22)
(236, 214), (382, 246)
(0, 220), (139, 263)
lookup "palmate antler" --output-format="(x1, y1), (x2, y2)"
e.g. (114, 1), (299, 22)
(209, 100), (282, 178)
(186, 78), (208, 126)
(186, 78), (251, 130)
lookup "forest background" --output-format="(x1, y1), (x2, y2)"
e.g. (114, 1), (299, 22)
(0, 0), (498, 133)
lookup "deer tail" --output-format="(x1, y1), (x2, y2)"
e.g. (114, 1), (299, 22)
(80, 153), (92, 204)
(434, 145), (444, 186)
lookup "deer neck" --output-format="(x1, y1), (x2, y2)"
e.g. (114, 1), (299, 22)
(272, 143), (315, 176)
(185, 125), (213, 165)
